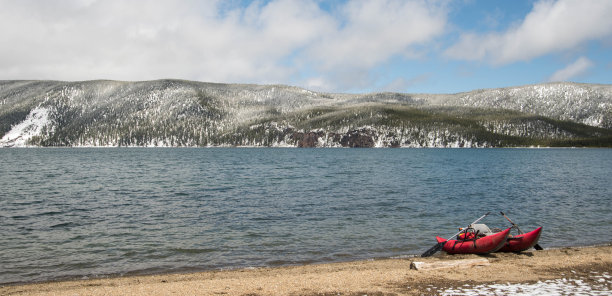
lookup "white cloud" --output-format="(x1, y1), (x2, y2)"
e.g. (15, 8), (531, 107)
(309, 0), (446, 69)
(0, 0), (331, 84)
(548, 56), (593, 82)
(445, 0), (612, 64)
(304, 0), (447, 90)
(0, 0), (447, 91)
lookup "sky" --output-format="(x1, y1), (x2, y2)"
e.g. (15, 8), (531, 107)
(0, 0), (611, 94)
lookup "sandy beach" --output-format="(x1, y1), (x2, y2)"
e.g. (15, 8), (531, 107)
(2, 244), (611, 295)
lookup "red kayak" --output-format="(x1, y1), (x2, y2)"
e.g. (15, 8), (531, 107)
(436, 227), (511, 254)
(498, 227), (543, 252)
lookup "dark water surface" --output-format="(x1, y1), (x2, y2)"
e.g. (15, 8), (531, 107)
(1, 148), (611, 284)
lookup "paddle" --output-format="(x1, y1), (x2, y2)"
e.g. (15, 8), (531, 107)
(421, 212), (490, 257)
(500, 211), (543, 250)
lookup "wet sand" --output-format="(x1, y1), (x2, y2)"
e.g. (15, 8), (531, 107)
(2, 244), (611, 295)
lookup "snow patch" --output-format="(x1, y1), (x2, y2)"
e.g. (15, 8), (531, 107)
(583, 115), (603, 127)
(1, 107), (53, 147)
(441, 274), (611, 296)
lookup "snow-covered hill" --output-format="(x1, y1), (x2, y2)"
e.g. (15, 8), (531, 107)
(0, 80), (610, 147)
(423, 83), (612, 129)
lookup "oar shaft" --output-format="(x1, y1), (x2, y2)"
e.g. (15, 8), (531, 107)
(501, 211), (523, 234)
(445, 212), (490, 241)
(500, 211), (542, 250)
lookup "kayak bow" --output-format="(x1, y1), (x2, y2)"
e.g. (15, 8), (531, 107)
(498, 226), (543, 252)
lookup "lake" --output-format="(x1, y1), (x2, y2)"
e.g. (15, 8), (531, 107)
(1, 148), (611, 284)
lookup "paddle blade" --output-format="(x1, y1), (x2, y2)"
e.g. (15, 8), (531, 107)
(421, 242), (444, 257)
(534, 244), (544, 250)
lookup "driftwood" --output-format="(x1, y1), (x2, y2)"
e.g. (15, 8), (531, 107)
(410, 258), (490, 271)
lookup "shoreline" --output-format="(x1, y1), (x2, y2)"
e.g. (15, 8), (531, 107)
(5, 242), (609, 287)
(3, 244), (611, 295)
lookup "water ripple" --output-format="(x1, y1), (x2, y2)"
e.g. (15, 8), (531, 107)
(0, 148), (611, 284)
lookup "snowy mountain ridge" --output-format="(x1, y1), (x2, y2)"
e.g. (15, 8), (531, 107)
(426, 83), (611, 128)
(1, 80), (610, 147)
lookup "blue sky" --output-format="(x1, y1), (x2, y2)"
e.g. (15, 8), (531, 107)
(0, 0), (611, 94)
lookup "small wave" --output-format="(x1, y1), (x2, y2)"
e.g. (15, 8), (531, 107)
(333, 253), (354, 258)
(72, 208), (92, 213)
(50, 222), (78, 229)
(171, 248), (218, 254)
(207, 186), (235, 192)
(244, 232), (264, 238)
(35, 210), (64, 217)
(10, 199), (43, 206)
(10, 215), (29, 220)
(251, 216), (283, 221)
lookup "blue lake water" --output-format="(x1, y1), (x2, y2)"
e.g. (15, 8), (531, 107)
(1, 148), (611, 284)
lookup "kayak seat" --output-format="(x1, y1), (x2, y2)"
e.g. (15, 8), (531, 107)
(469, 224), (494, 236)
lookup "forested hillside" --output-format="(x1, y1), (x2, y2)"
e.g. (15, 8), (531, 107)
(1, 80), (610, 147)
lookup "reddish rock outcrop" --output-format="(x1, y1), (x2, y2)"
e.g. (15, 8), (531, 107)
(339, 129), (376, 148)
(293, 131), (325, 147)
